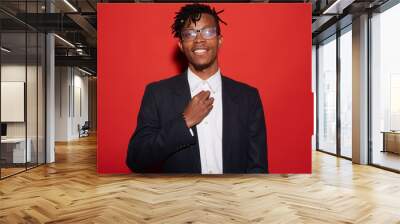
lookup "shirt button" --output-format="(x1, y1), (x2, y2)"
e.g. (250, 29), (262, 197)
(209, 170), (213, 174)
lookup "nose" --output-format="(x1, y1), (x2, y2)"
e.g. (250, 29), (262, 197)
(193, 31), (206, 43)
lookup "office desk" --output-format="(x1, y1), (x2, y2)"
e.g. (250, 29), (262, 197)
(382, 131), (400, 154)
(1, 138), (31, 163)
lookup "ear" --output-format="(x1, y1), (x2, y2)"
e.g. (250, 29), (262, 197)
(218, 35), (223, 48)
(178, 40), (183, 52)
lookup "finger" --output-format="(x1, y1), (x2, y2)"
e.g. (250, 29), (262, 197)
(199, 90), (211, 101)
(193, 91), (205, 101)
(204, 97), (214, 106)
(194, 90), (204, 97)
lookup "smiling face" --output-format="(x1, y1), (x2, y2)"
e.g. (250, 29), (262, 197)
(178, 13), (223, 73)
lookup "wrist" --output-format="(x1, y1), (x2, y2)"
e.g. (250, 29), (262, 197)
(182, 113), (192, 128)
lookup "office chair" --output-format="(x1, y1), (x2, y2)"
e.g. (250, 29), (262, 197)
(79, 121), (90, 138)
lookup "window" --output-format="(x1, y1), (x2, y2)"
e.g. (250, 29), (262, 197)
(339, 28), (352, 158)
(317, 35), (337, 154)
(371, 2), (400, 171)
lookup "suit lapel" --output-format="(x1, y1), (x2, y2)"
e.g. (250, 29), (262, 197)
(171, 71), (201, 172)
(221, 76), (239, 173)
(171, 72), (191, 116)
(170, 73), (239, 173)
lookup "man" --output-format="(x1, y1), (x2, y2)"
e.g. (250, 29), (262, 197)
(126, 3), (268, 174)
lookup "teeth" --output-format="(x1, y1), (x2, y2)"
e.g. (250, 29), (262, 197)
(194, 49), (207, 54)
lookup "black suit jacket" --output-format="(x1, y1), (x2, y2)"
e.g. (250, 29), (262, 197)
(126, 71), (268, 173)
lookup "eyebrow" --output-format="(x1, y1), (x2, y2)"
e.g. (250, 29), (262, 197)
(182, 26), (215, 30)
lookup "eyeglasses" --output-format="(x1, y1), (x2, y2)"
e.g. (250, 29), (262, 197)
(181, 27), (218, 41)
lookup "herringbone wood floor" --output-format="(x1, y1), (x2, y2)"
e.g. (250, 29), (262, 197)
(1, 134), (400, 224)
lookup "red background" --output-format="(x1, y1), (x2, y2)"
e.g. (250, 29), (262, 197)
(97, 3), (312, 174)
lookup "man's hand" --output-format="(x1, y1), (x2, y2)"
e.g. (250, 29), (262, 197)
(183, 90), (214, 128)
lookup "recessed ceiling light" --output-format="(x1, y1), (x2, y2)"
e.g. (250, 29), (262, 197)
(63, 0), (78, 12)
(77, 67), (93, 76)
(1, 47), (11, 53)
(323, 0), (354, 15)
(54, 34), (75, 48)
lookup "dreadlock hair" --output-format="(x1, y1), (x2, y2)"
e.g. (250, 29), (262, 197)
(172, 3), (227, 39)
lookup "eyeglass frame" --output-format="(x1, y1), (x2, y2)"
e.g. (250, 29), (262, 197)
(180, 27), (219, 41)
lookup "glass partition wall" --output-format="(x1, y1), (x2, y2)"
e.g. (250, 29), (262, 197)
(317, 35), (337, 155)
(316, 26), (353, 159)
(339, 27), (352, 159)
(0, 1), (46, 179)
(316, 0), (400, 172)
(370, 2), (400, 171)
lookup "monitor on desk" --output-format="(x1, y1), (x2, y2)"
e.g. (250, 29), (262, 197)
(1, 123), (7, 138)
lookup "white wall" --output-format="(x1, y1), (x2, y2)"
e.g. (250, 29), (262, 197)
(55, 66), (70, 141)
(55, 66), (89, 141)
(72, 72), (89, 138)
(1, 64), (40, 137)
(1, 65), (26, 133)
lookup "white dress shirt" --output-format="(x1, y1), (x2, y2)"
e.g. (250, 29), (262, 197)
(187, 68), (223, 174)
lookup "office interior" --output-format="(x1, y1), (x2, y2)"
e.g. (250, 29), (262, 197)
(0, 0), (400, 223)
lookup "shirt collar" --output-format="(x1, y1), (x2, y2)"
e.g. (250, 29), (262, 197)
(187, 67), (222, 94)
